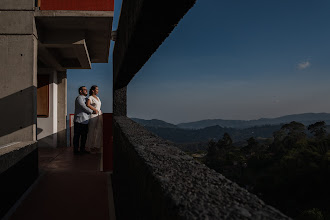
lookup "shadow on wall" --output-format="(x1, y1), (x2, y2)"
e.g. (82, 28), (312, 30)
(0, 86), (37, 142)
(1, 68), (67, 147)
(37, 115), (70, 148)
(0, 85), (107, 148)
(37, 127), (69, 148)
(37, 114), (106, 148)
(0, 85), (68, 148)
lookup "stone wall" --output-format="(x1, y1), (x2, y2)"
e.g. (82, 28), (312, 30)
(112, 116), (291, 220)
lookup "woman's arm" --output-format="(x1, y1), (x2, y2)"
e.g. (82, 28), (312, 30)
(86, 99), (98, 114)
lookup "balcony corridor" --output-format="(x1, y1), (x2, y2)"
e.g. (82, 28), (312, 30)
(7, 147), (115, 220)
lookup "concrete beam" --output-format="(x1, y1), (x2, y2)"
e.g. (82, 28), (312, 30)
(37, 67), (56, 74)
(38, 45), (65, 71)
(35, 10), (114, 18)
(0, 0), (35, 11)
(35, 14), (113, 63)
(86, 30), (111, 63)
(113, 0), (197, 89)
(73, 40), (91, 69)
(40, 29), (85, 45)
(40, 30), (91, 69)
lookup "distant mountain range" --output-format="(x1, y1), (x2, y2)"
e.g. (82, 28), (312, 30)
(131, 118), (178, 128)
(132, 113), (330, 129)
(143, 124), (282, 144)
(131, 113), (330, 151)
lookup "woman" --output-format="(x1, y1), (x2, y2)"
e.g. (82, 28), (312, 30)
(85, 85), (103, 153)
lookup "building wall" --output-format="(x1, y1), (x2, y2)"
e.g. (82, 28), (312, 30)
(39, 0), (114, 11)
(37, 70), (58, 147)
(0, 0), (35, 10)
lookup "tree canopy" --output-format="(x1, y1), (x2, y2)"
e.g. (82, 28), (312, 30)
(203, 121), (330, 219)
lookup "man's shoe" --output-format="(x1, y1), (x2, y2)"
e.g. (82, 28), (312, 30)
(81, 150), (90, 154)
(74, 151), (81, 155)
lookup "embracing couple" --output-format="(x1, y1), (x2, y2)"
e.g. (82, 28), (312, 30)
(73, 85), (103, 155)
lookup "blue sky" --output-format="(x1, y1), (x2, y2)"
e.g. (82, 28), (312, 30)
(68, 0), (330, 124)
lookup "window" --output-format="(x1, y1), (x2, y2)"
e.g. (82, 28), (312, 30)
(37, 75), (49, 117)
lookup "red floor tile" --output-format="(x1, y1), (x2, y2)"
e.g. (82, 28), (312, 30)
(9, 147), (114, 220)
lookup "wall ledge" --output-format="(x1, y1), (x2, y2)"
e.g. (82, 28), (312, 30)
(0, 141), (37, 174)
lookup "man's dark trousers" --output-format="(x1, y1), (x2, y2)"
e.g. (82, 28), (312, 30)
(73, 122), (89, 152)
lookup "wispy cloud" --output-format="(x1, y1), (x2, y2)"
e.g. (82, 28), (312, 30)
(297, 61), (311, 70)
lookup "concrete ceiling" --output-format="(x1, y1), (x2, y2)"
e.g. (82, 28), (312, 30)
(113, 0), (197, 89)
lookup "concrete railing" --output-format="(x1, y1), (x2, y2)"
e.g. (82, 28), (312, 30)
(112, 116), (291, 220)
(0, 141), (38, 218)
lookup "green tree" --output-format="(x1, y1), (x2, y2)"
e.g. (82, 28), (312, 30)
(247, 137), (258, 146)
(217, 132), (233, 148)
(273, 129), (286, 142)
(242, 137), (261, 155)
(297, 208), (324, 220)
(281, 121), (306, 137)
(308, 121), (327, 138)
(207, 139), (218, 158)
(281, 121), (307, 148)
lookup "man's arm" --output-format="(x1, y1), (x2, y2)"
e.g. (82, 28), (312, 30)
(86, 99), (99, 114)
(77, 96), (93, 114)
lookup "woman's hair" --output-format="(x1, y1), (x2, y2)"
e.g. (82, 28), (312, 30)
(89, 85), (98, 96)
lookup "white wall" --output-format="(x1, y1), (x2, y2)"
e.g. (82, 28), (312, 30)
(37, 70), (58, 147)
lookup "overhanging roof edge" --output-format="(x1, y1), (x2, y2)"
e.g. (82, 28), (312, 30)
(35, 10), (114, 18)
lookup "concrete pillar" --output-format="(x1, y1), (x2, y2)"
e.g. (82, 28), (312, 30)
(57, 71), (67, 147)
(113, 86), (127, 116)
(0, 2), (38, 146)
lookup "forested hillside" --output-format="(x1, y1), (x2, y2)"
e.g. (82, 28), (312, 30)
(202, 121), (330, 219)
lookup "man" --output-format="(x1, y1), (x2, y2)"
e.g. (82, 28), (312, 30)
(73, 86), (98, 155)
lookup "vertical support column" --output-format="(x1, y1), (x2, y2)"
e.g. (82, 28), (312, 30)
(102, 113), (113, 172)
(0, 5), (38, 146)
(51, 71), (58, 144)
(113, 86), (127, 116)
(57, 71), (67, 147)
